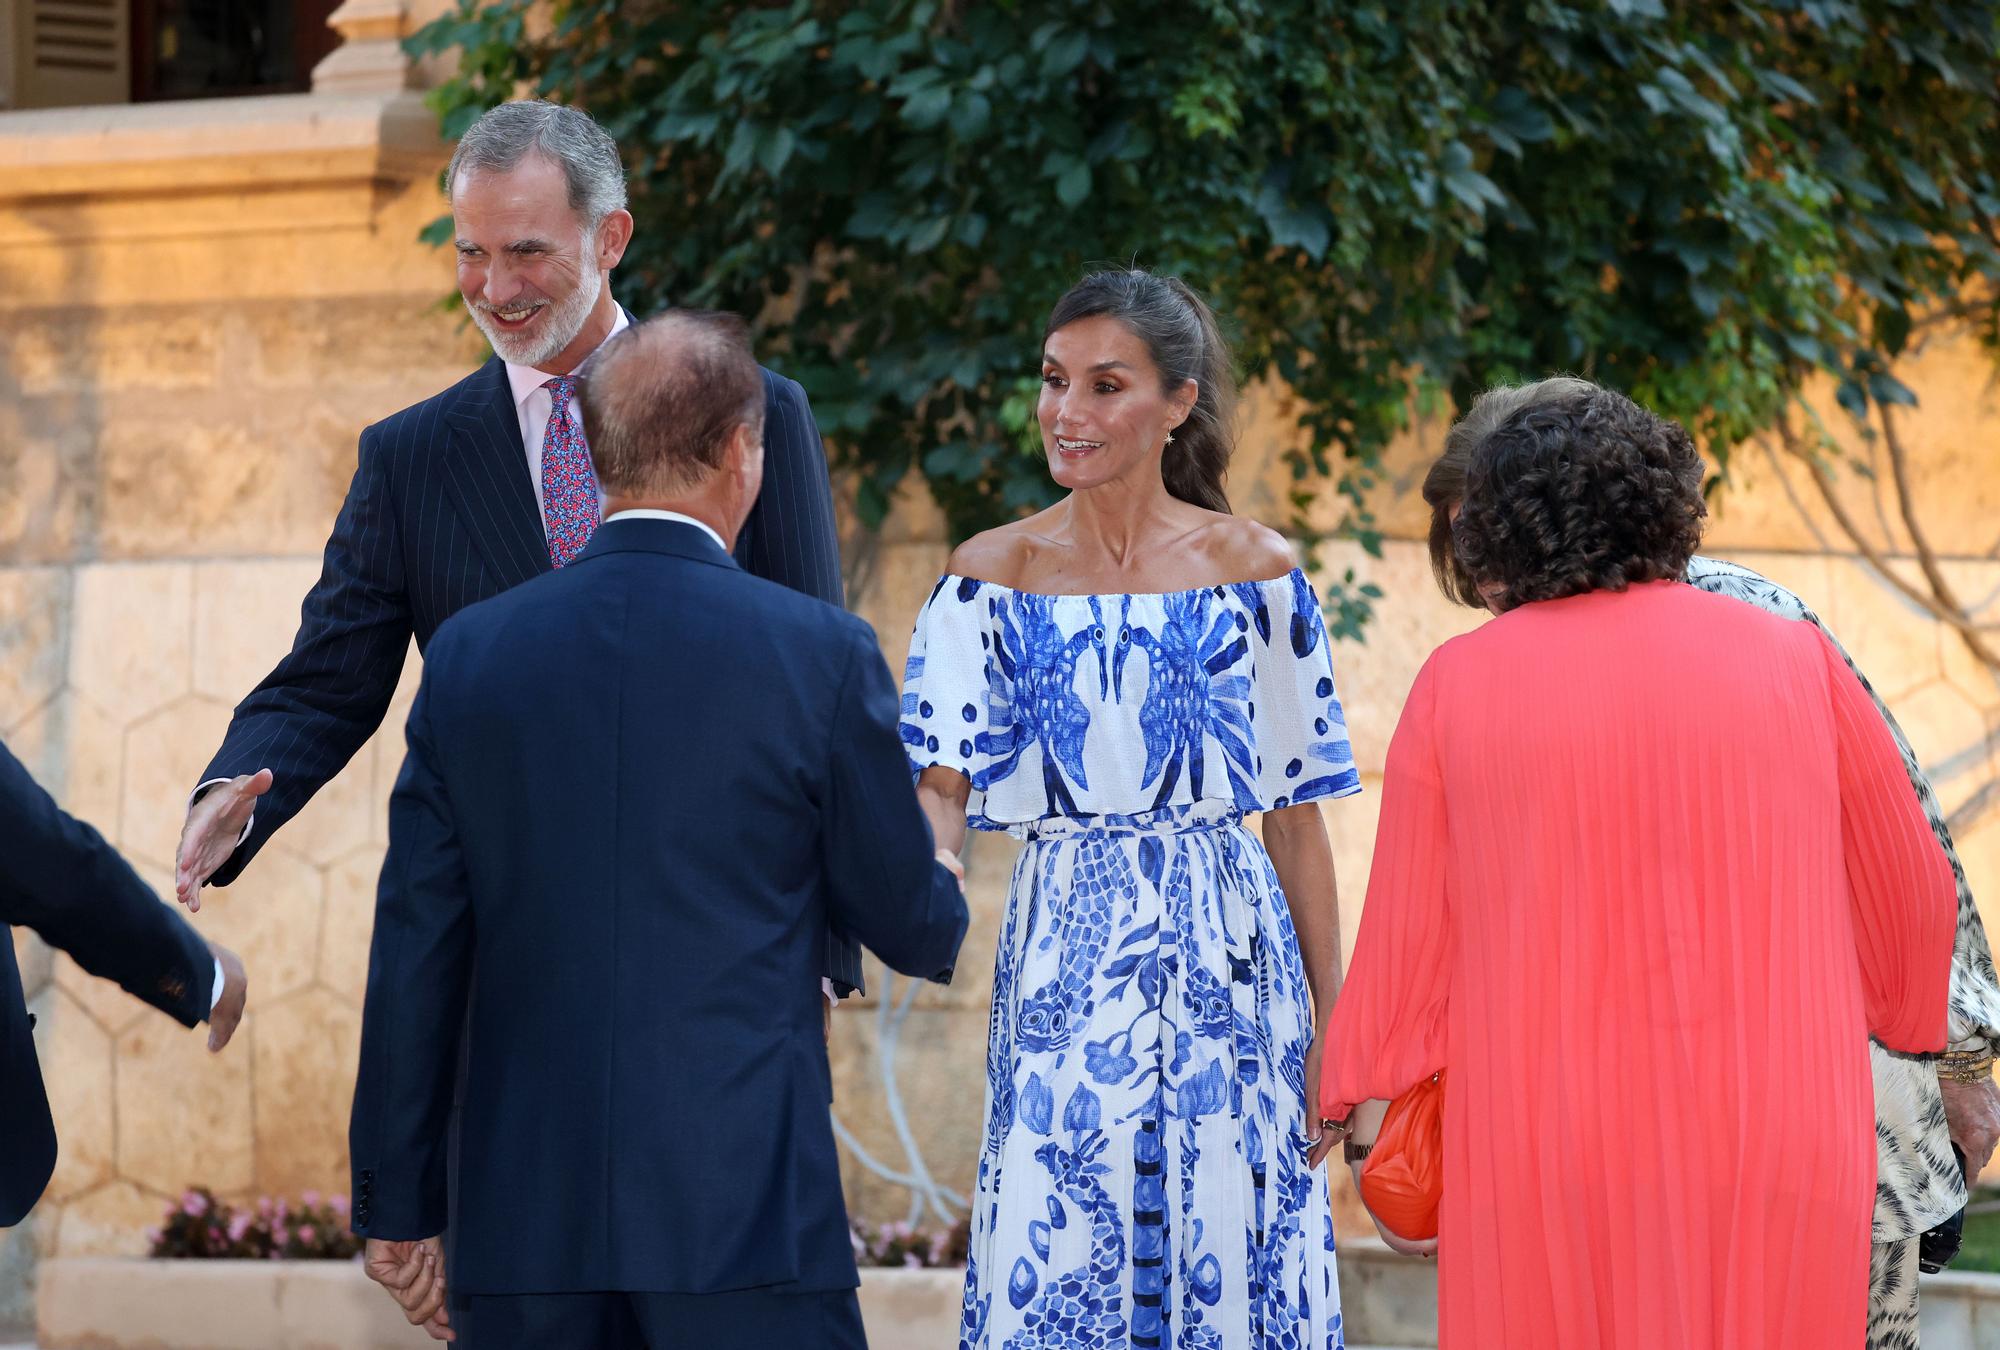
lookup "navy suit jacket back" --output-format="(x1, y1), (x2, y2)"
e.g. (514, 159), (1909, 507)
(347, 519), (966, 1294)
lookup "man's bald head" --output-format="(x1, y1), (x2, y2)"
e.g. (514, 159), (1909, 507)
(577, 310), (765, 497)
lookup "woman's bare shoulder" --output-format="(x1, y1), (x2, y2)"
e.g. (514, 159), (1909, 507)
(1188, 513), (1299, 583)
(945, 513), (1058, 588)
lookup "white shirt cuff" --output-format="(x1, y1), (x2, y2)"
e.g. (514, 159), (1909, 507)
(191, 778), (256, 849)
(210, 957), (225, 1013)
(822, 977), (837, 1005)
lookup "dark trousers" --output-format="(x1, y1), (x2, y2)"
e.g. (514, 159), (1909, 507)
(456, 1286), (868, 1350)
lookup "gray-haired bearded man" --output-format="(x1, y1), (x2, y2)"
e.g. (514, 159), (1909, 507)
(172, 99), (861, 1345)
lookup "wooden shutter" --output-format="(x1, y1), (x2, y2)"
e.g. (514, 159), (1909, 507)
(12, 0), (129, 109)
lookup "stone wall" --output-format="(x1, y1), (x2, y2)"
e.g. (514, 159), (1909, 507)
(0, 82), (472, 1327)
(2, 84), (1998, 1336)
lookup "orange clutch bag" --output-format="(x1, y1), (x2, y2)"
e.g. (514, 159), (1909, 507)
(1355, 1070), (1444, 1242)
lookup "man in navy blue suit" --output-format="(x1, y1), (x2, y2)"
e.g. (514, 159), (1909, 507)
(174, 99), (864, 999)
(347, 311), (967, 1349)
(1, 744), (248, 1229)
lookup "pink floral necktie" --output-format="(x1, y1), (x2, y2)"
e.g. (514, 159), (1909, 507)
(540, 376), (599, 568)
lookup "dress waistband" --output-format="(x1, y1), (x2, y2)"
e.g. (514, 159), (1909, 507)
(1007, 803), (1245, 842)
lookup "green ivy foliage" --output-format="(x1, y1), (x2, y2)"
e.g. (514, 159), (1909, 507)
(409, 0), (1999, 636)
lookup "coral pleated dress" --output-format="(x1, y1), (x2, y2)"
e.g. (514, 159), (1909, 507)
(1322, 581), (1955, 1349)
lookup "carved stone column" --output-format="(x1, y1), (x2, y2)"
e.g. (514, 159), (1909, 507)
(311, 0), (416, 96)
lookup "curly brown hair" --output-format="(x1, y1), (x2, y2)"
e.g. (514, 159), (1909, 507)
(1421, 377), (1597, 607)
(1448, 380), (1707, 612)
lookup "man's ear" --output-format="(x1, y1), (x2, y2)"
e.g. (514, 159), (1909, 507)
(737, 422), (766, 476)
(595, 209), (634, 271)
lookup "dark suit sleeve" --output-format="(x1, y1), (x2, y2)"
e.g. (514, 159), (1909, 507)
(737, 372), (844, 606)
(348, 668), (473, 1241)
(738, 373), (864, 993)
(818, 622), (969, 984)
(200, 423), (414, 886)
(0, 742), (211, 1026)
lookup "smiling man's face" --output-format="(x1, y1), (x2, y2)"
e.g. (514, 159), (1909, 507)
(452, 153), (613, 372)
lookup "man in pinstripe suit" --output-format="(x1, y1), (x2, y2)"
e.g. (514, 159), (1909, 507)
(173, 99), (864, 1001)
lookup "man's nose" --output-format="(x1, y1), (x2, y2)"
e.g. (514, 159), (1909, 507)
(478, 258), (524, 307)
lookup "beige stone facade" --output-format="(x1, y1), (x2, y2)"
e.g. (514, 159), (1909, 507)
(2, 4), (1998, 1334)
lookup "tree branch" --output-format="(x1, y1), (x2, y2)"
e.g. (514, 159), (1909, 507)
(1878, 400), (2000, 672)
(1776, 416), (1998, 666)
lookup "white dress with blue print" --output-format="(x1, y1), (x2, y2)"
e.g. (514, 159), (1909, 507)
(901, 569), (1357, 1350)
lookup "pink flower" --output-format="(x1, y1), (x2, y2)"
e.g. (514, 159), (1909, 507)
(228, 1214), (253, 1243)
(301, 1190), (321, 1209)
(298, 1225), (317, 1246)
(144, 1227), (162, 1246)
(903, 1251), (923, 1268)
(330, 1194), (350, 1215)
(256, 1196), (274, 1217)
(182, 1192), (209, 1218)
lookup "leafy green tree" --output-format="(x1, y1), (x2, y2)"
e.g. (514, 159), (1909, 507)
(410, 0), (1999, 637)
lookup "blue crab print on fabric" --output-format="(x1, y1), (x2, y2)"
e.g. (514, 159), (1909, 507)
(980, 591), (1106, 815)
(1111, 590), (1259, 812)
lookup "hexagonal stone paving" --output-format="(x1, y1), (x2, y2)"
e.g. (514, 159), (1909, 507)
(113, 1011), (252, 1199)
(28, 985), (113, 1203)
(251, 989), (361, 1200)
(67, 564), (193, 726)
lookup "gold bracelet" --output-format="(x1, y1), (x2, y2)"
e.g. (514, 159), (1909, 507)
(1937, 1054), (1996, 1083)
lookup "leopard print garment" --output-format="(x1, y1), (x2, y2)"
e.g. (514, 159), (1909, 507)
(1688, 556), (2000, 1242)
(1868, 1239), (1921, 1350)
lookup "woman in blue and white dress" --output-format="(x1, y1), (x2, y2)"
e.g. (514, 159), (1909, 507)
(903, 269), (1357, 1350)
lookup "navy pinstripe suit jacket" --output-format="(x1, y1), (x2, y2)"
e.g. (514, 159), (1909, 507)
(199, 346), (864, 993)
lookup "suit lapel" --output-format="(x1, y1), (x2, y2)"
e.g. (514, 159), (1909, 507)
(442, 358), (553, 591)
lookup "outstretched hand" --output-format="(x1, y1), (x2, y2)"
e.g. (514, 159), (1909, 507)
(175, 769), (273, 911)
(365, 1236), (454, 1341)
(205, 941), (247, 1053)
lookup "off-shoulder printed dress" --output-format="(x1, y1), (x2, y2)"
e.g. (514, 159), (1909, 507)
(900, 569), (1359, 1350)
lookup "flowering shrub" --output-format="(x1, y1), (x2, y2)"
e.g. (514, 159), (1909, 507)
(147, 1188), (361, 1260)
(850, 1215), (970, 1269)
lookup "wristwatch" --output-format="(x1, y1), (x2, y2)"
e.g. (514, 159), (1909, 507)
(1344, 1136), (1373, 1166)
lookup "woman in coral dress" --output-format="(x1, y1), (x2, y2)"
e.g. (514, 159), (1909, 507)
(1321, 380), (1956, 1349)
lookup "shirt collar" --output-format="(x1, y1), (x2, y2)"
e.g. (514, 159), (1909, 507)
(504, 304), (631, 411)
(601, 509), (729, 554)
